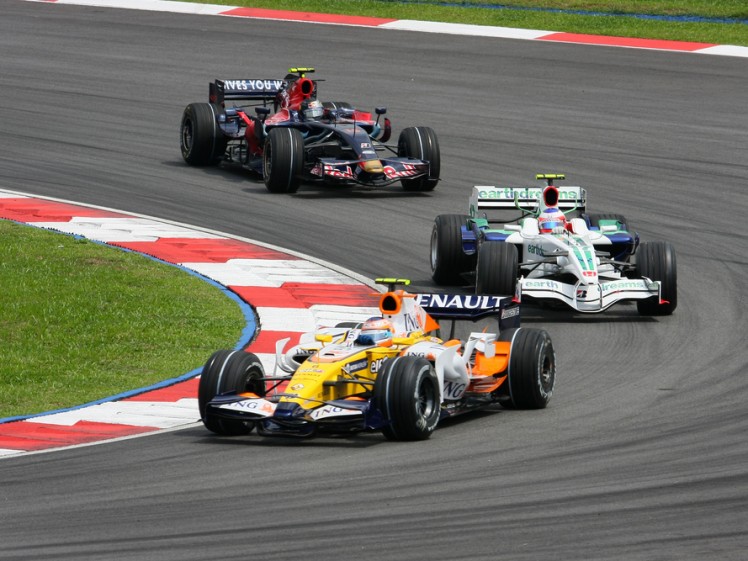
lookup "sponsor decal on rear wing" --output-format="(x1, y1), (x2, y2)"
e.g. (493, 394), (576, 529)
(209, 78), (286, 104)
(470, 185), (587, 212)
(413, 293), (520, 332)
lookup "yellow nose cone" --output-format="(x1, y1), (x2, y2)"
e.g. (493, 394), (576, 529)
(361, 160), (384, 174)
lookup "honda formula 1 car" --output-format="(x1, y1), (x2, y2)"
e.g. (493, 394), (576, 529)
(430, 174), (677, 315)
(180, 67), (440, 193)
(198, 279), (555, 441)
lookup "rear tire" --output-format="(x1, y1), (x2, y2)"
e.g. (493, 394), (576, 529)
(198, 350), (266, 435)
(263, 127), (304, 193)
(397, 126), (440, 192)
(180, 103), (227, 166)
(374, 356), (440, 441)
(499, 328), (555, 409)
(431, 214), (473, 285)
(476, 242), (518, 295)
(636, 241), (677, 316)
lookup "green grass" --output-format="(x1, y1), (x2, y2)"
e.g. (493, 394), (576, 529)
(189, 0), (748, 46)
(0, 220), (246, 419)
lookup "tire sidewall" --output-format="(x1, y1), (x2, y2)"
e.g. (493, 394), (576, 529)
(502, 328), (555, 409)
(431, 214), (471, 284)
(408, 360), (440, 437)
(375, 356), (440, 440)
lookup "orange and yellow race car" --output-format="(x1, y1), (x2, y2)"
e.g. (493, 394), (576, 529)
(198, 279), (555, 441)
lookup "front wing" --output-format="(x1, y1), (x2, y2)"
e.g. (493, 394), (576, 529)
(206, 393), (386, 437)
(518, 276), (661, 313)
(309, 157), (430, 186)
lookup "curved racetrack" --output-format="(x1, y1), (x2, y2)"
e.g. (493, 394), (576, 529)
(2, 3), (747, 560)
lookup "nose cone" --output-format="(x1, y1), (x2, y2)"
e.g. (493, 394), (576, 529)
(361, 160), (384, 174)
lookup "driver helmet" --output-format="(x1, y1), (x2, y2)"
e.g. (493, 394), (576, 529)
(538, 208), (566, 234)
(301, 99), (324, 120)
(354, 317), (394, 347)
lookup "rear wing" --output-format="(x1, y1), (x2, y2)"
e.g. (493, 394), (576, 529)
(209, 78), (286, 105)
(469, 185), (587, 215)
(374, 279), (520, 335)
(413, 293), (520, 333)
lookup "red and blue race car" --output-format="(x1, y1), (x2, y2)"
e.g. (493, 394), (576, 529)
(180, 67), (440, 193)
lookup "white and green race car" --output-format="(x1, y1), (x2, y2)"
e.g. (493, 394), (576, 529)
(430, 174), (676, 315)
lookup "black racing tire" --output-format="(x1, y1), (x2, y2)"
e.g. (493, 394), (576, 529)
(431, 214), (474, 285)
(263, 127), (304, 193)
(585, 213), (629, 232)
(374, 356), (440, 441)
(476, 242), (518, 296)
(180, 103), (227, 166)
(635, 241), (677, 316)
(198, 350), (266, 435)
(397, 126), (440, 192)
(498, 328), (555, 409)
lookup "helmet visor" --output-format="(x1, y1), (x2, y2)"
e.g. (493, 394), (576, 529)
(540, 219), (565, 231)
(356, 329), (392, 345)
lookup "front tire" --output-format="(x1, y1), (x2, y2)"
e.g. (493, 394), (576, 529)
(476, 242), (518, 295)
(431, 214), (473, 285)
(180, 103), (227, 166)
(499, 328), (555, 409)
(198, 350), (266, 435)
(374, 356), (440, 441)
(263, 127), (304, 193)
(636, 241), (677, 316)
(397, 126), (440, 192)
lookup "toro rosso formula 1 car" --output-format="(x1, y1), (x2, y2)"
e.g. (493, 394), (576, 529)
(430, 174), (677, 315)
(198, 279), (555, 441)
(180, 67), (440, 193)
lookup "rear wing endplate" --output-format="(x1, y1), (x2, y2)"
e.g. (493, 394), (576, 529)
(470, 185), (587, 214)
(209, 78), (286, 105)
(413, 293), (520, 332)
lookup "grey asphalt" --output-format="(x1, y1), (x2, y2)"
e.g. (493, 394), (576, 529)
(1, 1), (747, 559)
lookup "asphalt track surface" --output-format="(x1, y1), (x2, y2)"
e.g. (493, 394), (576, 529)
(2, 2), (747, 559)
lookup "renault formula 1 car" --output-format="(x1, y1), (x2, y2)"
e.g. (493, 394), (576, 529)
(430, 174), (677, 315)
(198, 279), (555, 441)
(180, 67), (440, 193)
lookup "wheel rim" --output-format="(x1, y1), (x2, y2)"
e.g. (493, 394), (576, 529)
(539, 350), (555, 395)
(181, 119), (193, 153)
(263, 143), (272, 178)
(243, 373), (264, 396)
(417, 377), (438, 420)
(430, 227), (438, 272)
